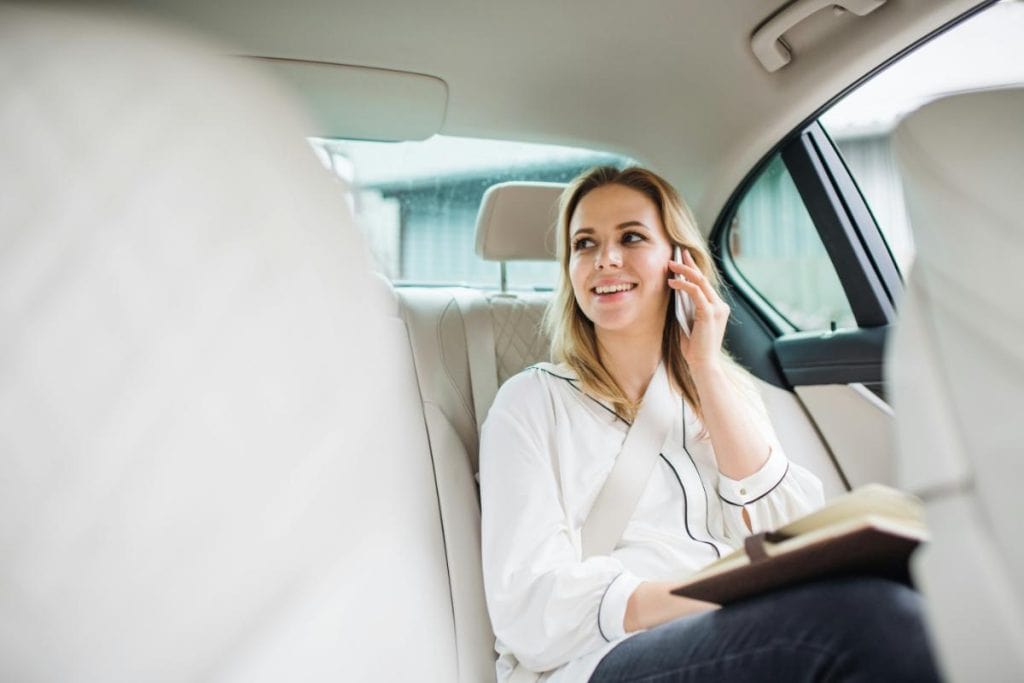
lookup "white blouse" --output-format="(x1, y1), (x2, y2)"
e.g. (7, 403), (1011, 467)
(479, 363), (825, 683)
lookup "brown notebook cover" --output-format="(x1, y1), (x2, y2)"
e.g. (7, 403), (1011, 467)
(671, 521), (922, 604)
(669, 485), (928, 605)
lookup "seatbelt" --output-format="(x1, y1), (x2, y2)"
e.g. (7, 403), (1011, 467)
(453, 288), (499, 432)
(581, 362), (675, 558)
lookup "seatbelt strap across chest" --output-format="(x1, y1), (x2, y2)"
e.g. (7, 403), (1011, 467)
(581, 362), (675, 559)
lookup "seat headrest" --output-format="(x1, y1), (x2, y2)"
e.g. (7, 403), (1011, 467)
(890, 86), (1024, 494)
(474, 181), (564, 261)
(893, 87), (1023, 259)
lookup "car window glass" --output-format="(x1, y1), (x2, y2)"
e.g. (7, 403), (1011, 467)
(728, 153), (856, 331)
(310, 136), (632, 290)
(821, 0), (1024, 275)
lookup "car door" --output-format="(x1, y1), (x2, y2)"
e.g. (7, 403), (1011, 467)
(711, 0), (1023, 491)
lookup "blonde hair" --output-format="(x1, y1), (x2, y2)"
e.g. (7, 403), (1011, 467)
(543, 165), (761, 425)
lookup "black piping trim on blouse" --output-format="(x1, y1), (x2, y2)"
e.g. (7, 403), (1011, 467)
(530, 365), (631, 426)
(681, 408), (721, 558)
(659, 454), (722, 560)
(718, 461), (791, 507)
(597, 571), (624, 643)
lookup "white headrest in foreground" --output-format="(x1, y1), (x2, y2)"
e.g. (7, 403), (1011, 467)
(0, 5), (392, 680)
(890, 87), (1024, 495)
(474, 181), (564, 261)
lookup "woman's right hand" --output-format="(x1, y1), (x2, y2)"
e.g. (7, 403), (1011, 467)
(624, 580), (720, 632)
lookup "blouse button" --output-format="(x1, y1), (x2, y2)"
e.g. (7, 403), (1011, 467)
(739, 488), (747, 495)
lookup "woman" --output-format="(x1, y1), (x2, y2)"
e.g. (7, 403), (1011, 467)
(479, 166), (939, 682)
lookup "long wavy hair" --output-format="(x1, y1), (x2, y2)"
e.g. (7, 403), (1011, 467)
(543, 165), (759, 424)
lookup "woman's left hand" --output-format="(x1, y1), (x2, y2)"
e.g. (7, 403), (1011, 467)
(667, 248), (730, 371)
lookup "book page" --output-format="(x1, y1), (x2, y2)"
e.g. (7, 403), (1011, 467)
(777, 484), (923, 537)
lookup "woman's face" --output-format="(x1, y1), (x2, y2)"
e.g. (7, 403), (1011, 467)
(568, 183), (674, 335)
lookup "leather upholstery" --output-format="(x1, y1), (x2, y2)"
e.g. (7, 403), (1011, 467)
(889, 87), (1024, 680)
(398, 286), (552, 682)
(399, 288), (553, 471)
(491, 294), (552, 385)
(401, 185), (560, 681)
(0, 6), (458, 681)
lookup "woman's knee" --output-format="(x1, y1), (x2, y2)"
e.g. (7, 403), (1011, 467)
(793, 577), (925, 634)
(778, 577), (940, 681)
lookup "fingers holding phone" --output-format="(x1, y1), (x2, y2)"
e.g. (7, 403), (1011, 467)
(667, 246), (730, 366)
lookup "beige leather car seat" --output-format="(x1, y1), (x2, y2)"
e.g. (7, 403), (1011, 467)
(889, 87), (1024, 681)
(1, 6), (459, 681)
(396, 181), (563, 681)
(399, 181), (563, 456)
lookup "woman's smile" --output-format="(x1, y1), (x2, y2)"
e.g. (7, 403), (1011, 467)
(591, 279), (638, 302)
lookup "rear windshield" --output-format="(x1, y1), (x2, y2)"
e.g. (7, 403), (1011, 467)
(311, 136), (633, 290)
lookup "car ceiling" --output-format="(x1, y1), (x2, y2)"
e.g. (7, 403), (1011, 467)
(124, 0), (986, 229)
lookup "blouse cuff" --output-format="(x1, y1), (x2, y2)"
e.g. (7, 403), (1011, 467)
(597, 571), (645, 642)
(717, 445), (789, 507)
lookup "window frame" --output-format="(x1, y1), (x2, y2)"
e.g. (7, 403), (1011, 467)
(712, 122), (906, 393)
(717, 122), (903, 335)
(781, 122), (903, 328)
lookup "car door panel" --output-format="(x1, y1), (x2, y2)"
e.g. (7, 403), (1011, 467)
(774, 326), (886, 389)
(717, 124), (903, 493)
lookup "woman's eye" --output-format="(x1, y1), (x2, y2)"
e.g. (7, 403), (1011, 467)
(622, 231), (645, 244)
(572, 237), (595, 251)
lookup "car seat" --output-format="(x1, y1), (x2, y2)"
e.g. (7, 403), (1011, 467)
(889, 87), (1024, 681)
(0, 5), (461, 681)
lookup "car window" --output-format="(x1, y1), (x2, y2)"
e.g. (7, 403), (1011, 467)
(728, 153), (856, 332)
(821, 0), (1024, 275)
(310, 136), (632, 290)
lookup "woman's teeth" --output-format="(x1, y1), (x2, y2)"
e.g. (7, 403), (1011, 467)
(594, 283), (635, 295)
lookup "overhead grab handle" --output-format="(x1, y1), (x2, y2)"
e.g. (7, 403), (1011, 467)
(751, 0), (886, 73)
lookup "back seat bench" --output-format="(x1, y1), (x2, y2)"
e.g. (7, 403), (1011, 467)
(397, 285), (552, 683)
(393, 181), (564, 682)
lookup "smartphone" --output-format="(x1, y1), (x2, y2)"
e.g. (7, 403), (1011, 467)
(673, 246), (695, 337)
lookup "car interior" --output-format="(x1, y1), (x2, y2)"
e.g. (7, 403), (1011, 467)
(1, 0), (1021, 681)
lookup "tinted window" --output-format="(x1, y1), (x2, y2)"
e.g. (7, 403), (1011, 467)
(728, 153), (856, 331)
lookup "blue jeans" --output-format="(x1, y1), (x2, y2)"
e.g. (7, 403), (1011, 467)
(589, 577), (941, 682)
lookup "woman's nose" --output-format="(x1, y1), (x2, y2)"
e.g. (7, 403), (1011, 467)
(596, 242), (622, 269)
